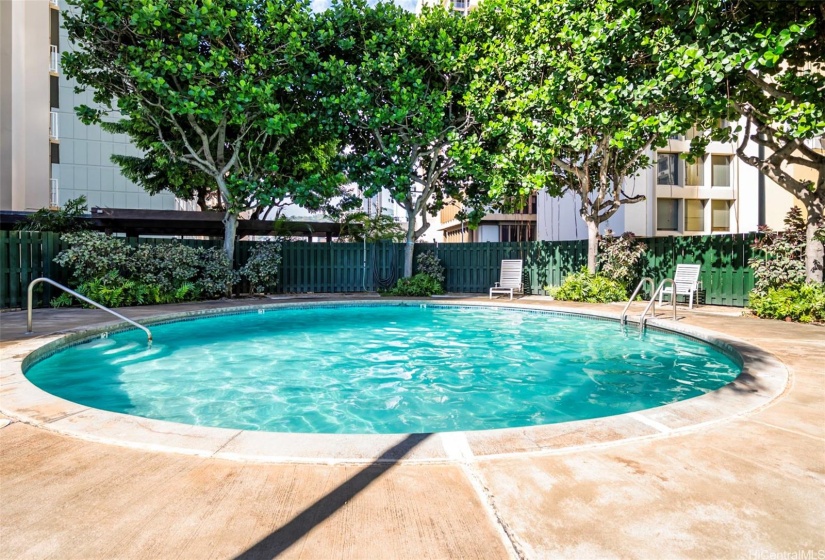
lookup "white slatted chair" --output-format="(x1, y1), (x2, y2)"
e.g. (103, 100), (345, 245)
(490, 259), (524, 300)
(658, 264), (702, 309)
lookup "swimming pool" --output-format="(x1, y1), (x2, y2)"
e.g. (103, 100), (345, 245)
(24, 303), (741, 434)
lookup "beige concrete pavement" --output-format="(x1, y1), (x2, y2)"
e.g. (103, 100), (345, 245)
(1, 297), (823, 559)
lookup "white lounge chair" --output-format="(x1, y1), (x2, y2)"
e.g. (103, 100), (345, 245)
(490, 259), (524, 300)
(658, 264), (701, 309)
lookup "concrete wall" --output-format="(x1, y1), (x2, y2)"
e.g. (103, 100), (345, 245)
(537, 189), (629, 241)
(0, 0), (50, 211)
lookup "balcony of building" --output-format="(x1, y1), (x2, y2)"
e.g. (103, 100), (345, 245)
(49, 45), (59, 75)
(49, 111), (59, 142)
(49, 178), (59, 209)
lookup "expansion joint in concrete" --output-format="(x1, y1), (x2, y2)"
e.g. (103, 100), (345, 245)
(441, 431), (527, 560)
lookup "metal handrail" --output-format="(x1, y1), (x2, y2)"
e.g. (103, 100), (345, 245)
(639, 279), (677, 332)
(26, 278), (152, 343)
(620, 277), (655, 325)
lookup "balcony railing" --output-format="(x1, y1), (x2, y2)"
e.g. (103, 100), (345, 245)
(49, 110), (58, 140)
(49, 0), (59, 6)
(50, 45), (59, 74)
(175, 198), (199, 212)
(50, 178), (59, 208)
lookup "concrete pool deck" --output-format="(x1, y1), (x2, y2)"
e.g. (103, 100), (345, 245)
(1, 296), (823, 559)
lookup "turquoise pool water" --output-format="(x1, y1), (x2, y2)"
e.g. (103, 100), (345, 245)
(25, 304), (741, 434)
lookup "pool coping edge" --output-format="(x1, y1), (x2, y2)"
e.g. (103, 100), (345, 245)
(0, 299), (789, 465)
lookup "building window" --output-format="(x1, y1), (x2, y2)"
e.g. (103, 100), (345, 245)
(500, 194), (538, 215)
(657, 199), (679, 231)
(684, 199), (705, 231)
(499, 223), (535, 242)
(50, 76), (59, 108)
(685, 156), (704, 186)
(657, 153), (679, 185)
(711, 200), (731, 231)
(711, 155), (731, 187)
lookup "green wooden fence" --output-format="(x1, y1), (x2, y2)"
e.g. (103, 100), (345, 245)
(413, 240), (589, 295)
(638, 233), (758, 307)
(0, 230), (758, 309)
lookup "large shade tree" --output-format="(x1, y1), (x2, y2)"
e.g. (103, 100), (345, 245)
(316, 1), (484, 277)
(468, 0), (715, 273)
(62, 0), (345, 263)
(104, 120), (216, 211)
(659, 1), (825, 282)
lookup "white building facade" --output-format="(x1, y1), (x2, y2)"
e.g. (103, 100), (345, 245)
(0, 0), (177, 213)
(537, 125), (803, 241)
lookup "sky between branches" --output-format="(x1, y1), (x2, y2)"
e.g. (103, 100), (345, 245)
(311, 0), (419, 13)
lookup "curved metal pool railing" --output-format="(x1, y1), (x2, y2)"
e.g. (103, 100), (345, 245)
(639, 278), (677, 332)
(620, 277), (655, 325)
(26, 277), (152, 343)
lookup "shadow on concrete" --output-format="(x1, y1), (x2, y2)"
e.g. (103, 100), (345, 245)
(233, 432), (433, 560)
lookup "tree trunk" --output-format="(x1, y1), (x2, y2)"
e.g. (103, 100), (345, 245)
(223, 211), (238, 267)
(585, 218), (599, 274)
(404, 211), (416, 278)
(196, 188), (207, 211)
(806, 215), (823, 284)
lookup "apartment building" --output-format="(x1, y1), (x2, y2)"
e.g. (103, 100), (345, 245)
(439, 195), (537, 243)
(0, 0), (176, 213)
(415, 0), (479, 15)
(538, 124), (807, 242)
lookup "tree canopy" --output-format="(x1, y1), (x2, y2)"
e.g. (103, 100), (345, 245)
(467, 0), (716, 272)
(316, 1), (485, 276)
(656, 0), (825, 282)
(62, 0), (346, 263)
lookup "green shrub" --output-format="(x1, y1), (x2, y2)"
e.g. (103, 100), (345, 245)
(597, 229), (646, 289)
(14, 196), (88, 233)
(53, 235), (237, 306)
(749, 207), (807, 296)
(54, 231), (135, 284)
(547, 268), (627, 303)
(133, 242), (201, 293)
(748, 284), (825, 324)
(195, 247), (238, 298)
(388, 274), (446, 297)
(50, 292), (74, 308)
(67, 271), (201, 308)
(240, 242), (282, 293)
(415, 251), (445, 285)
